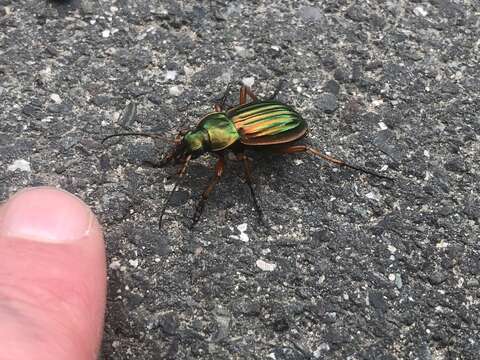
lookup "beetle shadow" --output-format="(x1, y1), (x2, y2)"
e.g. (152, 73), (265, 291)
(45, 0), (82, 16)
(171, 156), (271, 231)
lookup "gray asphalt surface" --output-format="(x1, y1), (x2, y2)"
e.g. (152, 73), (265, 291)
(1, 1), (479, 359)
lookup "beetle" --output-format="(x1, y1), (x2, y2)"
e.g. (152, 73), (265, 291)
(103, 84), (392, 228)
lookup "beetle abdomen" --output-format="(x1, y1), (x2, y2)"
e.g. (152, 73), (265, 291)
(227, 100), (307, 146)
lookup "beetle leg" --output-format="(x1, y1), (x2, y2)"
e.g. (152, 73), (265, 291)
(239, 86), (258, 105)
(236, 153), (265, 225)
(276, 145), (393, 180)
(268, 79), (287, 100)
(191, 155), (225, 228)
(214, 83), (233, 111)
(239, 86), (247, 105)
(244, 86), (258, 102)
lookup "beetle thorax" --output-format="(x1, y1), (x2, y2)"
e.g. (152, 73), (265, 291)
(184, 130), (209, 157)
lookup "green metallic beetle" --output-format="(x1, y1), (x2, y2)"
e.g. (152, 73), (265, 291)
(103, 85), (392, 228)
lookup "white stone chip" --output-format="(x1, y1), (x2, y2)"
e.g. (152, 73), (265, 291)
(109, 260), (121, 270)
(387, 245), (397, 253)
(237, 223), (248, 232)
(129, 259), (139, 268)
(229, 223), (249, 242)
(378, 121), (388, 130)
(365, 191), (381, 201)
(414, 6), (428, 17)
(7, 159), (31, 172)
(242, 77), (255, 87)
(256, 259), (277, 272)
(169, 85), (183, 97)
(164, 70), (177, 81)
(50, 93), (62, 103)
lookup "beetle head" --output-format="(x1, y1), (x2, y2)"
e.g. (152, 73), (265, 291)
(160, 129), (207, 166)
(159, 136), (188, 166)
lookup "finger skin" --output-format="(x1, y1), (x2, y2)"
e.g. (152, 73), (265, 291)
(0, 187), (106, 360)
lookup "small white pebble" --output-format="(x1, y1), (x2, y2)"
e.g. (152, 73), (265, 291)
(242, 77), (255, 87)
(102, 29), (111, 38)
(378, 121), (388, 130)
(229, 223), (249, 242)
(8, 159), (31, 172)
(371, 99), (384, 108)
(237, 223), (248, 232)
(436, 240), (448, 249)
(129, 259), (139, 268)
(109, 260), (121, 270)
(169, 85), (183, 97)
(239, 232), (249, 242)
(40, 66), (52, 77)
(256, 259), (277, 272)
(314, 343), (330, 356)
(164, 183), (175, 191)
(414, 6), (428, 17)
(365, 191), (381, 201)
(395, 273), (403, 289)
(388, 273), (396, 282)
(235, 46), (253, 58)
(387, 245), (397, 253)
(234, 45), (245, 53)
(50, 93), (62, 103)
(164, 70), (177, 81)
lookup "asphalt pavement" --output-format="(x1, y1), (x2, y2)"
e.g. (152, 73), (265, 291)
(1, 1), (479, 359)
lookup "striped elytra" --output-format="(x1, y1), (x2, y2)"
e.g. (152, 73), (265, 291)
(226, 100), (307, 146)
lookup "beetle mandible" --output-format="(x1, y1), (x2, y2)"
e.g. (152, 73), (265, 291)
(103, 84), (392, 228)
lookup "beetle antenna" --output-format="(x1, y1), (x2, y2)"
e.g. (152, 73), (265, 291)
(306, 147), (393, 180)
(101, 132), (168, 144)
(159, 154), (192, 229)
